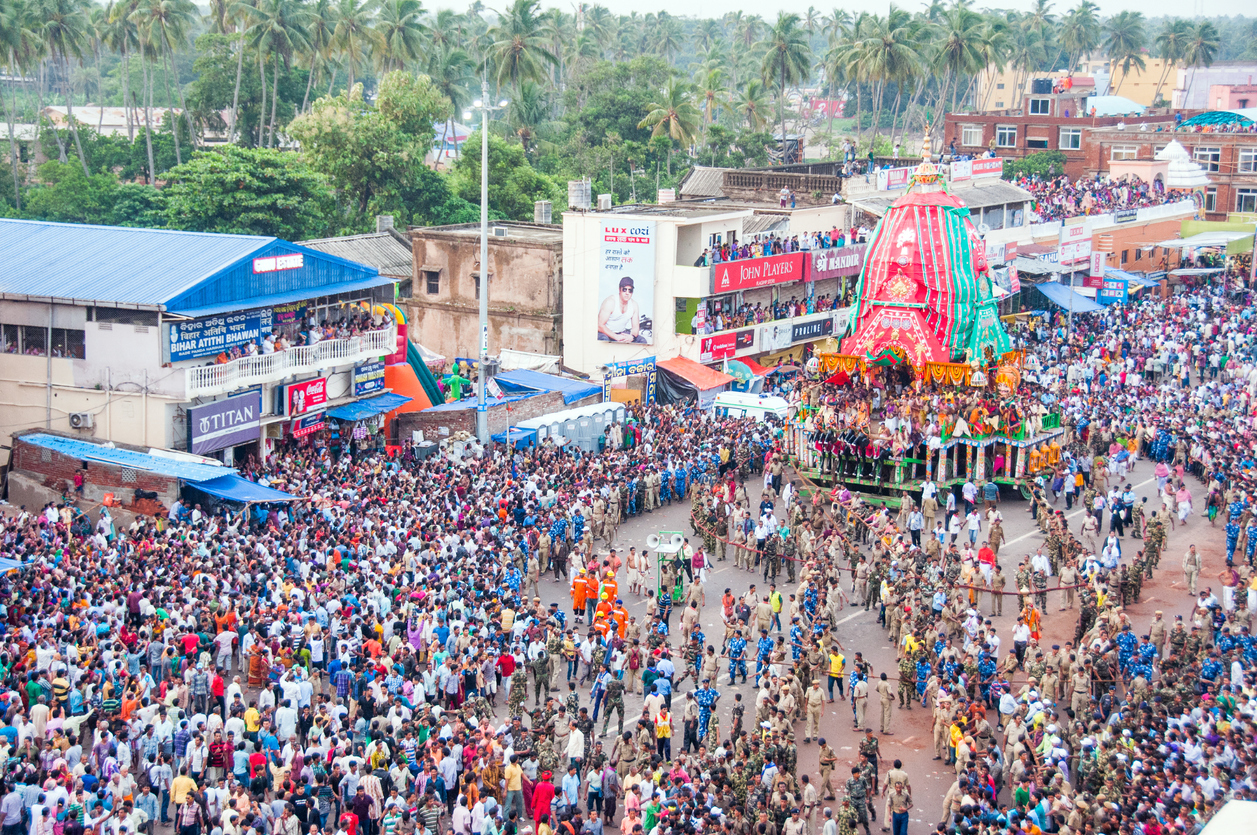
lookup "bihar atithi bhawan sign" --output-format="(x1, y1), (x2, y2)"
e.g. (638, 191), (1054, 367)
(170, 310), (273, 362)
(713, 252), (808, 293)
(189, 391), (262, 455)
(810, 245), (867, 280)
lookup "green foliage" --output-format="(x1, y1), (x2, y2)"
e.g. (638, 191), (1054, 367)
(452, 130), (559, 220)
(186, 33), (306, 147)
(37, 116), (193, 181)
(22, 162), (130, 226)
(1003, 150), (1067, 181)
(161, 146), (335, 240)
(563, 57), (674, 145)
(288, 71), (451, 229)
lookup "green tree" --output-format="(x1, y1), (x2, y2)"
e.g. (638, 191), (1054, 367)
(451, 128), (557, 219)
(23, 160), (121, 223)
(1151, 19), (1191, 106)
(288, 70), (451, 227)
(637, 77), (701, 148)
(486, 0), (557, 91)
(187, 32), (304, 148)
(248, 0), (312, 147)
(1003, 149), (1066, 180)
(736, 78), (770, 131)
(374, 0), (425, 72)
(43, 0), (93, 176)
(333, 0), (382, 93)
(1183, 21), (1220, 96)
(162, 145), (334, 239)
(760, 12), (811, 164)
(1061, 0), (1100, 74)
(1105, 11), (1145, 94)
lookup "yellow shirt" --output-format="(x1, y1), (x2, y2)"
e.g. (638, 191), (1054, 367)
(828, 653), (845, 677)
(655, 712), (672, 738)
(245, 707), (262, 733)
(504, 763), (523, 792)
(171, 775), (197, 805)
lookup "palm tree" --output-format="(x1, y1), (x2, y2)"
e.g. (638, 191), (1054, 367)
(485, 0), (557, 92)
(584, 5), (615, 58)
(227, 0), (258, 141)
(654, 14), (681, 65)
(333, 0), (381, 94)
(0, 0), (40, 207)
(1060, 0), (1100, 74)
(1151, 19), (1190, 106)
(302, 0), (335, 110)
(853, 6), (920, 141)
(929, 3), (986, 141)
(694, 66), (729, 126)
(428, 43), (473, 156)
(804, 7), (820, 37)
(374, 0), (424, 72)
(104, 0), (139, 141)
(43, 0), (91, 176)
(1105, 11), (1145, 94)
(692, 19), (720, 52)
(761, 11), (811, 164)
(248, 0), (312, 147)
(134, 0), (199, 164)
(823, 9), (850, 44)
(1182, 21), (1219, 102)
(736, 78), (770, 131)
(507, 79), (550, 158)
(206, 0), (232, 33)
(638, 76), (700, 148)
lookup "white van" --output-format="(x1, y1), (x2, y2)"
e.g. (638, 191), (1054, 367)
(712, 392), (793, 422)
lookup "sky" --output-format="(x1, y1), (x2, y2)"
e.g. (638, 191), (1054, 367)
(437, 0), (1223, 23)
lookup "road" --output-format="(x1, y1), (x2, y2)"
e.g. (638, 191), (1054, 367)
(516, 455), (1223, 829)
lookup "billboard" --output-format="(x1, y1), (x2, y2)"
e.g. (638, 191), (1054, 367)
(1084, 252), (1106, 289)
(597, 220), (656, 345)
(810, 246), (867, 280)
(188, 391), (262, 455)
(713, 252), (808, 293)
(602, 356), (657, 403)
(353, 361), (386, 397)
(699, 329), (754, 363)
(286, 377), (327, 416)
(1099, 278), (1128, 305)
(791, 316), (834, 343)
(876, 166), (914, 191)
(760, 323), (792, 353)
(952, 158), (1003, 181)
(170, 309), (273, 362)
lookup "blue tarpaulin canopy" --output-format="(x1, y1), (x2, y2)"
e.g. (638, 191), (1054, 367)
(0, 558), (26, 572)
(324, 392), (412, 421)
(1037, 281), (1104, 313)
(494, 369), (601, 405)
(189, 474), (296, 503)
(1106, 269), (1161, 288)
(489, 427), (538, 448)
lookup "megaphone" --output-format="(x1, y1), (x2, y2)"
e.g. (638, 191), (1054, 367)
(669, 533), (685, 550)
(646, 534), (661, 550)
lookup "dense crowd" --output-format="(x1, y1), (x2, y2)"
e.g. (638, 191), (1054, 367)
(698, 228), (870, 267)
(1017, 175), (1190, 223)
(2, 278), (1257, 835)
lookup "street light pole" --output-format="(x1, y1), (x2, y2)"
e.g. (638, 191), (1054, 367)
(476, 74), (490, 445)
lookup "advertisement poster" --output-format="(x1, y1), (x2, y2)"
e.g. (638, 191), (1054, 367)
(188, 391), (262, 455)
(713, 252), (808, 293)
(1084, 251), (1106, 289)
(699, 329), (754, 363)
(291, 413), (325, 438)
(791, 316), (834, 343)
(287, 377), (327, 416)
(810, 246), (867, 280)
(602, 357), (657, 403)
(170, 309), (272, 361)
(760, 323), (792, 353)
(1098, 278), (1128, 305)
(876, 167), (914, 191)
(597, 219), (656, 344)
(353, 361), (386, 397)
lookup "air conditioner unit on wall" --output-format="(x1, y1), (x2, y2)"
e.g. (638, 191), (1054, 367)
(492, 226), (509, 237)
(597, 194), (612, 211)
(69, 412), (94, 429)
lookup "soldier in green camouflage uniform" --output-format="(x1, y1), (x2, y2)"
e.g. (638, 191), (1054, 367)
(844, 769), (872, 835)
(565, 685), (581, 719)
(531, 648), (551, 706)
(601, 676), (626, 736)
(1015, 562), (1032, 611)
(1145, 516), (1166, 577)
(730, 763), (749, 807)
(575, 709), (595, 761)
(837, 800), (859, 835)
(783, 534), (797, 583)
(897, 655), (915, 708)
(715, 510), (728, 561)
(1033, 569), (1048, 610)
(857, 739), (879, 794)
(1026, 653), (1046, 689)
(1130, 499), (1145, 538)
(508, 665), (529, 717)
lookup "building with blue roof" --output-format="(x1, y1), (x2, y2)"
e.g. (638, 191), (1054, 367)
(0, 218), (406, 466)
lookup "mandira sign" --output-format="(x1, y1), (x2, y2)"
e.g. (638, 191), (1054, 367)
(810, 246), (867, 280)
(712, 252), (807, 292)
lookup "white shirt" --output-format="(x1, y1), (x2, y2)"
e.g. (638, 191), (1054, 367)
(1012, 624), (1031, 644)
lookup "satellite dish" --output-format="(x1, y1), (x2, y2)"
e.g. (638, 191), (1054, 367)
(646, 534), (661, 550)
(978, 222), (992, 236)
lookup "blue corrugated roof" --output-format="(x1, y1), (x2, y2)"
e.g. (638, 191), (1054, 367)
(494, 370), (602, 405)
(0, 219), (272, 306)
(189, 474), (295, 502)
(21, 433), (235, 482)
(172, 275), (397, 318)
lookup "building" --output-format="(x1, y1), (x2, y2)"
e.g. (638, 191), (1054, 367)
(945, 105), (1178, 179)
(1173, 64), (1257, 110)
(301, 222), (415, 294)
(1207, 85), (1257, 110)
(850, 158), (1034, 235)
(562, 200), (864, 377)
(1080, 126), (1257, 220)
(43, 106), (232, 143)
(0, 219), (406, 467)
(1107, 58), (1178, 107)
(404, 221), (564, 362)
(975, 56), (1112, 113)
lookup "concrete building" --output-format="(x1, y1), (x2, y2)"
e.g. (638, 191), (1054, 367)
(403, 221), (564, 362)
(0, 219), (402, 467)
(1173, 64), (1257, 110)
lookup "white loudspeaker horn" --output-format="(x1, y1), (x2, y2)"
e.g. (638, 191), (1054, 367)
(646, 534), (661, 550)
(669, 534), (685, 550)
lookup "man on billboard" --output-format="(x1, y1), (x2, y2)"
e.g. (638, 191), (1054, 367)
(597, 276), (648, 343)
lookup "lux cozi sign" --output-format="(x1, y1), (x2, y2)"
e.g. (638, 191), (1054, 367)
(712, 252), (808, 292)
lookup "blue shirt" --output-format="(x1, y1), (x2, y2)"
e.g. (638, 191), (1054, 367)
(562, 773), (582, 805)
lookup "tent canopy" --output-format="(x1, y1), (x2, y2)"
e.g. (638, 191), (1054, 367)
(1169, 267), (1227, 276)
(0, 558), (25, 572)
(657, 356), (736, 390)
(190, 474), (296, 503)
(1178, 110), (1257, 129)
(1157, 231), (1251, 248)
(489, 427), (537, 448)
(1105, 269), (1161, 287)
(324, 392), (412, 421)
(494, 369), (601, 405)
(1036, 281), (1104, 313)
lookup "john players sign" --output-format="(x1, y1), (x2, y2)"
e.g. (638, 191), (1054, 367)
(712, 252), (807, 292)
(189, 391), (262, 455)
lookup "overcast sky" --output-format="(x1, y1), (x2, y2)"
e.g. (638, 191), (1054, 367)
(450, 0), (1215, 23)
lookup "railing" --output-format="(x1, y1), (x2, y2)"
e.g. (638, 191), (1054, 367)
(185, 327), (396, 399)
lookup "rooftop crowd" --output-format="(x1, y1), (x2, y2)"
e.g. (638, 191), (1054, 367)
(2, 277), (1257, 835)
(1016, 175), (1191, 224)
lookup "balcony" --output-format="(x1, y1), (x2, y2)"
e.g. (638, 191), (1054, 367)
(185, 327), (396, 399)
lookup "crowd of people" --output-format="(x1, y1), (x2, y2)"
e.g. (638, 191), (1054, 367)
(696, 227), (870, 267)
(2, 275), (1257, 835)
(1016, 175), (1190, 223)
(209, 312), (394, 366)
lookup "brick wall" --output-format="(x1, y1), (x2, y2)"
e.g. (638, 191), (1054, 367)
(10, 430), (182, 508)
(395, 390), (601, 441)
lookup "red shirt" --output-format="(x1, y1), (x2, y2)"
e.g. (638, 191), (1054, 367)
(496, 653), (515, 678)
(978, 546), (996, 567)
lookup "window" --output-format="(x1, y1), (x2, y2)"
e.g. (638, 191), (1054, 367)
(1135, 248), (1142, 262)
(52, 328), (85, 359)
(87, 307), (158, 326)
(1240, 148), (1257, 174)
(995, 126), (1016, 148)
(1029, 98), (1051, 115)
(20, 326), (46, 356)
(994, 101), (1005, 108)
(1110, 145), (1139, 161)
(1059, 128), (1082, 150)
(1193, 146), (1220, 172)
(1205, 188), (1216, 213)
(1120, 250), (1129, 265)
(1236, 188), (1257, 214)
(1, 325), (85, 357)
(996, 83), (1005, 90)
(961, 125), (983, 147)
(1026, 136), (1049, 149)
(422, 269), (441, 294)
